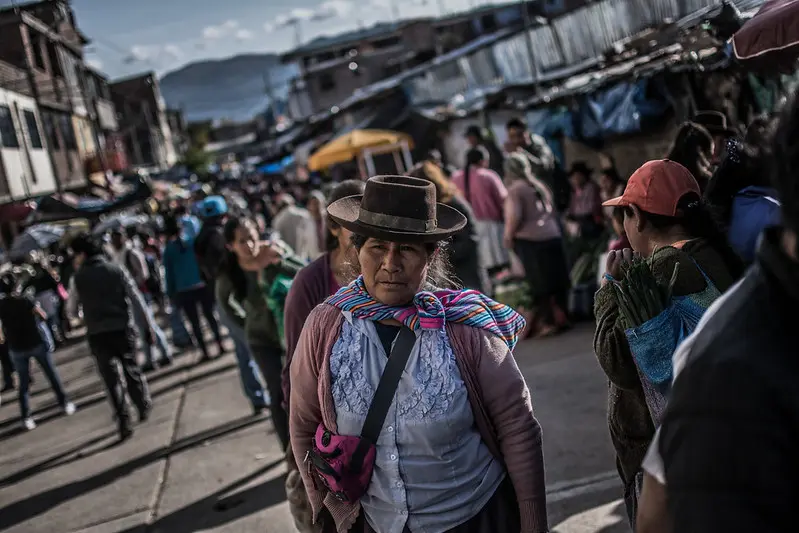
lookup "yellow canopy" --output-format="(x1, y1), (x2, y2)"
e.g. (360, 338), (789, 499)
(307, 129), (414, 171)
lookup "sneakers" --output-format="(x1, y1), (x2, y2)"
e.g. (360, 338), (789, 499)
(138, 404), (153, 423)
(63, 402), (77, 416)
(23, 417), (37, 431)
(119, 424), (134, 442)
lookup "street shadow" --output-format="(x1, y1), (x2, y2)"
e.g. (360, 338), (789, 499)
(0, 430), (118, 486)
(115, 463), (287, 533)
(0, 414), (274, 531)
(0, 362), (238, 440)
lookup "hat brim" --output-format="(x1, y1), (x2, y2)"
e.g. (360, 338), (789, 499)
(704, 125), (737, 137)
(327, 195), (468, 243)
(601, 195), (629, 208)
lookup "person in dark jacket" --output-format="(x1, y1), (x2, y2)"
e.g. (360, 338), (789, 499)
(70, 233), (151, 441)
(637, 94), (799, 533)
(465, 124), (505, 176)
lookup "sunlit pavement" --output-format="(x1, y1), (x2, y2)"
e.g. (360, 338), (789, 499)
(0, 322), (629, 533)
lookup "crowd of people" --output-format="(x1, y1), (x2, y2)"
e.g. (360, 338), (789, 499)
(0, 87), (796, 533)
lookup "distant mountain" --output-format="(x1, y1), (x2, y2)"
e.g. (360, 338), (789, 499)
(159, 54), (297, 123)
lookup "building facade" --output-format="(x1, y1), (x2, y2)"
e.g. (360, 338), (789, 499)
(282, 2), (536, 119)
(0, 0), (121, 196)
(111, 72), (177, 172)
(0, 84), (58, 202)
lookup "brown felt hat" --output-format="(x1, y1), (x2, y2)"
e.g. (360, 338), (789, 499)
(326, 175), (467, 243)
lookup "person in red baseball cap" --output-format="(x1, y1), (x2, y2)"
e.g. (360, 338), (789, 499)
(593, 159), (744, 529)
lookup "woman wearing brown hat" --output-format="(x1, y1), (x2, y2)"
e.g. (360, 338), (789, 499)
(593, 159), (743, 528)
(290, 176), (547, 533)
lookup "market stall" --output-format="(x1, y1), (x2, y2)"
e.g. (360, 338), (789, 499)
(307, 129), (414, 178)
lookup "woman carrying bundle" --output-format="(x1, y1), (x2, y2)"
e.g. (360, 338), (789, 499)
(592, 159), (743, 528)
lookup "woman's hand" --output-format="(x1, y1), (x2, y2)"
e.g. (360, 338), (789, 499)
(605, 248), (637, 281)
(255, 241), (283, 267)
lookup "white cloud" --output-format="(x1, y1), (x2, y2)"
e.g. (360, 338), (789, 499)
(163, 44), (183, 59)
(264, 22), (275, 33)
(290, 8), (316, 20)
(124, 44), (183, 66)
(313, 0), (354, 20)
(129, 45), (153, 61)
(85, 58), (103, 71)
(202, 26), (222, 39)
(235, 29), (253, 40)
(202, 20), (240, 40)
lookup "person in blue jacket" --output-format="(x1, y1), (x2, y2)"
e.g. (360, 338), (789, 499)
(162, 215), (223, 361)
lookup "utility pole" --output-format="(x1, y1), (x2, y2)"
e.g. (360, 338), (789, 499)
(520, 0), (539, 94)
(390, 0), (400, 22)
(292, 20), (302, 47)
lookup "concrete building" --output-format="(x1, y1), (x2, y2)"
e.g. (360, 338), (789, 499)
(0, 0), (122, 193)
(281, 2), (537, 119)
(0, 84), (57, 201)
(166, 108), (189, 161)
(111, 72), (177, 172)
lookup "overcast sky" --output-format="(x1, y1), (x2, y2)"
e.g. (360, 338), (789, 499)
(0, 0), (504, 79)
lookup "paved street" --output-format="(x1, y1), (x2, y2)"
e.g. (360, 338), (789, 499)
(0, 323), (628, 533)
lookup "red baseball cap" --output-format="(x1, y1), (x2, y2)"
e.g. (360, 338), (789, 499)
(602, 159), (701, 216)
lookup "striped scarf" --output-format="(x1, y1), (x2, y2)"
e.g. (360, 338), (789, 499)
(325, 276), (526, 351)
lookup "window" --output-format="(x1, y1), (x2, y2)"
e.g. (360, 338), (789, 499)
(58, 114), (77, 150)
(23, 110), (43, 149)
(32, 36), (46, 70)
(372, 36), (401, 49)
(318, 72), (335, 92)
(0, 105), (20, 148)
(42, 112), (60, 150)
(47, 42), (63, 76)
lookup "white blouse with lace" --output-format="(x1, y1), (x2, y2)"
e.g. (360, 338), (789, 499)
(330, 311), (504, 533)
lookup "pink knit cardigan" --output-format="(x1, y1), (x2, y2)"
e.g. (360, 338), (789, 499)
(289, 304), (548, 533)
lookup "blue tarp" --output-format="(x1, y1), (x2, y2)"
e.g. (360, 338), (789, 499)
(526, 107), (574, 168)
(576, 79), (670, 143)
(258, 155), (295, 175)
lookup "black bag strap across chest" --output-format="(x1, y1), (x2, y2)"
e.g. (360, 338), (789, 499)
(350, 325), (416, 471)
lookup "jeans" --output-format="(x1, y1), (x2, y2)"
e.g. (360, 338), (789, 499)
(175, 286), (222, 359)
(250, 344), (289, 450)
(88, 328), (151, 427)
(622, 469), (644, 530)
(133, 303), (171, 366)
(169, 301), (192, 347)
(218, 310), (269, 409)
(10, 343), (68, 419)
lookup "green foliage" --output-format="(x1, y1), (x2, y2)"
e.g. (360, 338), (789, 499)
(182, 145), (211, 174)
(612, 257), (680, 329)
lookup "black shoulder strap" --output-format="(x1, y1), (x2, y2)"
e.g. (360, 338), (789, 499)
(361, 325), (416, 443)
(349, 326), (415, 473)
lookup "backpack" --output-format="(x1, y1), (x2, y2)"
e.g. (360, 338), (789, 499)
(258, 254), (307, 349)
(194, 225), (226, 284)
(728, 186), (781, 264)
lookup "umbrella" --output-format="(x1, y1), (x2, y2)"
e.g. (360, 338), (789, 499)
(731, 0), (799, 72)
(10, 224), (66, 260)
(307, 129), (414, 171)
(92, 213), (149, 236)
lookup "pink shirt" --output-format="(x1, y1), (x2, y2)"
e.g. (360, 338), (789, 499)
(451, 167), (507, 222)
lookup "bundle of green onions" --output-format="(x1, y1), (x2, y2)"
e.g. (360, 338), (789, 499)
(611, 257), (680, 329)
